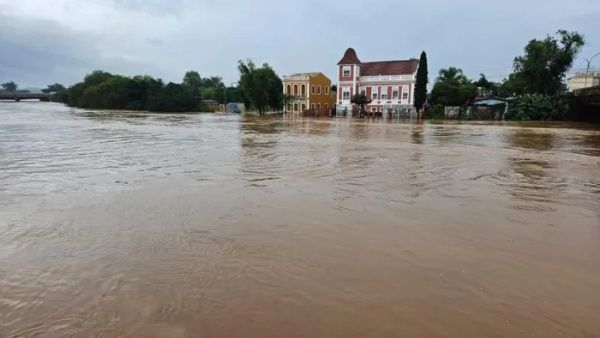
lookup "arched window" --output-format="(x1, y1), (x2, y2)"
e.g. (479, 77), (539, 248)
(301, 84), (306, 97)
(325, 103), (329, 110)
(294, 85), (298, 96)
(286, 85), (291, 94)
(317, 103), (321, 110)
(301, 104), (306, 111)
(294, 103), (298, 111)
(311, 103), (315, 109)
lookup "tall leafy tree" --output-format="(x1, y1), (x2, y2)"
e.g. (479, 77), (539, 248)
(182, 71), (202, 90)
(473, 74), (498, 95)
(430, 67), (477, 106)
(237, 60), (282, 114)
(413, 51), (428, 112)
(42, 83), (68, 103)
(511, 30), (584, 96)
(1, 81), (18, 92)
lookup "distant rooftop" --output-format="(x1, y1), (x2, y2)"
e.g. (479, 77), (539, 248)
(284, 72), (321, 78)
(569, 71), (600, 79)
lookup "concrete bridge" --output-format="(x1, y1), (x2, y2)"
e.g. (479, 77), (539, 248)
(0, 92), (51, 102)
(574, 85), (600, 106)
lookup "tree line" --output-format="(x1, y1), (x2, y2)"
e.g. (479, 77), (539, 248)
(3, 29), (588, 119)
(2, 61), (284, 113)
(425, 29), (585, 120)
(64, 69), (249, 112)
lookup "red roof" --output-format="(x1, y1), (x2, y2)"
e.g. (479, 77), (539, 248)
(337, 48), (419, 76)
(360, 60), (419, 76)
(337, 48), (361, 65)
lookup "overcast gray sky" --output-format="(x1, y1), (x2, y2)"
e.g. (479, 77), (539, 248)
(1, 0), (599, 88)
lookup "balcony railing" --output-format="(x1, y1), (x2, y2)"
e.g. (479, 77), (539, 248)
(287, 95), (307, 100)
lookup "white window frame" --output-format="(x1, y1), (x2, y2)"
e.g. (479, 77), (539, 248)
(342, 66), (351, 78)
(402, 85), (409, 100)
(342, 89), (351, 100)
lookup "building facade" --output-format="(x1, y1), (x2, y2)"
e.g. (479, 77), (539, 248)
(567, 72), (600, 91)
(282, 72), (335, 115)
(336, 48), (419, 117)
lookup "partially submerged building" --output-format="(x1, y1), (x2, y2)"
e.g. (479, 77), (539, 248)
(335, 48), (419, 117)
(282, 72), (335, 116)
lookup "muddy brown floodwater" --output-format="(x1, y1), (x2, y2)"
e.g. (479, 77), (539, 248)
(1, 102), (599, 337)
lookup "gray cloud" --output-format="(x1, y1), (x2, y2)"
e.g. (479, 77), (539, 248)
(1, 0), (599, 88)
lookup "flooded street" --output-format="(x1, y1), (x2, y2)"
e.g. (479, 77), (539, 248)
(1, 102), (599, 337)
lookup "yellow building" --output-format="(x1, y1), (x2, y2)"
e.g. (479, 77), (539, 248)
(282, 72), (335, 115)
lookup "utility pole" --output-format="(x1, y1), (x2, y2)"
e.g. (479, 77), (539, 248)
(584, 52), (600, 88)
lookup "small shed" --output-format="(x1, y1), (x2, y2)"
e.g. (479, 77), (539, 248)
(201, 99), (220, 112)
(467, 97), (509, 120)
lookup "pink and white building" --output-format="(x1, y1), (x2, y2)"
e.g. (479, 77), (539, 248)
(336, 48), (419, 117)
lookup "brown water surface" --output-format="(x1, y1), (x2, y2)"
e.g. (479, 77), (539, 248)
(1, 103), (599, 337)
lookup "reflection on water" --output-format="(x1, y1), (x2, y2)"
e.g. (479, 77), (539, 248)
(505, 128), (556, 151)
(1, 103), (600, 338)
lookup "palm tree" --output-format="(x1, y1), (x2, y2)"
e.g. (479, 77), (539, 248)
(437, 67), (469, 84)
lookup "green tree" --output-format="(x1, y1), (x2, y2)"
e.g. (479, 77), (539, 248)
(511, 30), (584, 96)
(66, 70), (198, 112)
(1, 81), (18, 92)
(79, 76), (133, 109)
(83, 71), (113, 87)
(182, 71), (202, 89)
(413, 51), (428, 112)
(430, 67), (477, 107)
(237, 60), (283, 114)
(147, 83), (197, 112)
(42, 83), (68, 103)
(42, 83), (66, 93)
(473, 74), (498, 96)
(351, 92), (371, 115)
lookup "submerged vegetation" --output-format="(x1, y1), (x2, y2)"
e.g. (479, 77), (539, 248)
(64, 71), (242, 112)
(2, 30), (591, 120)
(56, 60), (283, 113)
(426, 30), (586, 121)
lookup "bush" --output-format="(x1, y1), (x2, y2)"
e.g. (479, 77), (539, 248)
(425, 104), (445, 119)
(506, 93), (575, 121)
(67, 71), (199, 112)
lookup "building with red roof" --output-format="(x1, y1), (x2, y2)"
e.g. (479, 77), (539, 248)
(336, 48), (419, 117)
